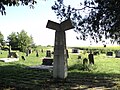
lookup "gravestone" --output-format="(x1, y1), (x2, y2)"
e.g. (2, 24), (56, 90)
(21, 56), (26, 60)
(36, 50), (39, 57)
(42, 57), (53, 66)
(88, 52), (94, 64)
(46, 18), (74, 79)
(46, 50), (51, 57)
(78, 55), (81, 59)
(106, 52), (113, 56)
(93, 51), (99, 55)
(72, 48), (79, 53)
(83, 58), (88, 65)
(26, 49), (29, 56)
(8, 52), (19, 58)
(115, 51), (120, 58)
(66, 49), (69, 58)
(41, 49), (44, 53)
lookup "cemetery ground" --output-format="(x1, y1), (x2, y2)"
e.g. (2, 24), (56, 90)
(0, 47), (120, 90)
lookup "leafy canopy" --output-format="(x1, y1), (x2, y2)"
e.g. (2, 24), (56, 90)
(0, 0), (37, 15)
(52, 0), (120, 44)
(0, 31), (4, 45)
(7, 30), (34, 52)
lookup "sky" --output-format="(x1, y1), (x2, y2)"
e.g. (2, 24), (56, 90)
(0, 0), (118, 47)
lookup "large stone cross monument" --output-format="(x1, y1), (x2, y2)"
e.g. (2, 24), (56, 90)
(46, 18), (74, 79)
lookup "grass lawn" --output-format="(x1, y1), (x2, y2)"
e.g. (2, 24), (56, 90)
(0, 49), (120, 90)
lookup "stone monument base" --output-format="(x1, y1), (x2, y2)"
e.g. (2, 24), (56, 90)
(27, 65), (53, 72)
(42, 57), (53, 66)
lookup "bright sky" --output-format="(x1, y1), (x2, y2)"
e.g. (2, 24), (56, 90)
(0, 0), (117, 47)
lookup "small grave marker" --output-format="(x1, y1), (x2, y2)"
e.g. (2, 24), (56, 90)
(46, 50), (51, 57)
(88, 51), (94, 64)
(106, 52), (113, 56)
(72, 48), (79, 53)
(8, 52), (19, 58)
(115, 51), (120, 58)
(42, 57), (53, 66)
(93, 51), (99, 55)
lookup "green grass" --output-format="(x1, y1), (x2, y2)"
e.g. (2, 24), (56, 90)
(0, 48), (120, 89)
(93, 55), (120, 74)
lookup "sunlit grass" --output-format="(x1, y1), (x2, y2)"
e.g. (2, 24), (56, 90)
(0, 48), (120, 74)
(68, 52), (120, 74)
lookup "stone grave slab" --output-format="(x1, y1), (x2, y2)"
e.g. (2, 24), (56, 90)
(106, 52), (113, 57)
(27, 65), (53, 71)
(42, 57), (53, 66)
(0, 58), (19, 62)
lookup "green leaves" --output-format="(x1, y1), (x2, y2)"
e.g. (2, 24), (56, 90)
(52, 0), (120, 44)
(7, 30), (33, 52)
(0, 0), (37, 15)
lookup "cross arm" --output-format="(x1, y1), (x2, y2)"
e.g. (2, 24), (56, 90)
(46, 20), (60, 30)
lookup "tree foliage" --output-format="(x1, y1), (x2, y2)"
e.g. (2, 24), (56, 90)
(7, 32), (19, 49)
(0, 31), (4, 45)
(52, 0), (120, 44)
(0, 0), (37, 15)
(7, 30), (34, 52)
(17, 30), (33, 52)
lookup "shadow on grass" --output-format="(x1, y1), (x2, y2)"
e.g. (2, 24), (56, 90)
(0, 63), (119, 90)
(67, 72), (120, 90)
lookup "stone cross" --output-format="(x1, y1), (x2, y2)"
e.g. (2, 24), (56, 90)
(46, 18), (74, 79)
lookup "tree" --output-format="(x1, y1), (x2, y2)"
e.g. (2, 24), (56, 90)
(0, 31), (4, 45)
(0, 0), (37, 15)
(7, 30), (34, 52)
(17, 30), (33, 52)
(7, 32), (19, 49)
(52, 0), (120, 44)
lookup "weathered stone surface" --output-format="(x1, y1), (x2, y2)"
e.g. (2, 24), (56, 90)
(46, 18), (74, 79)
